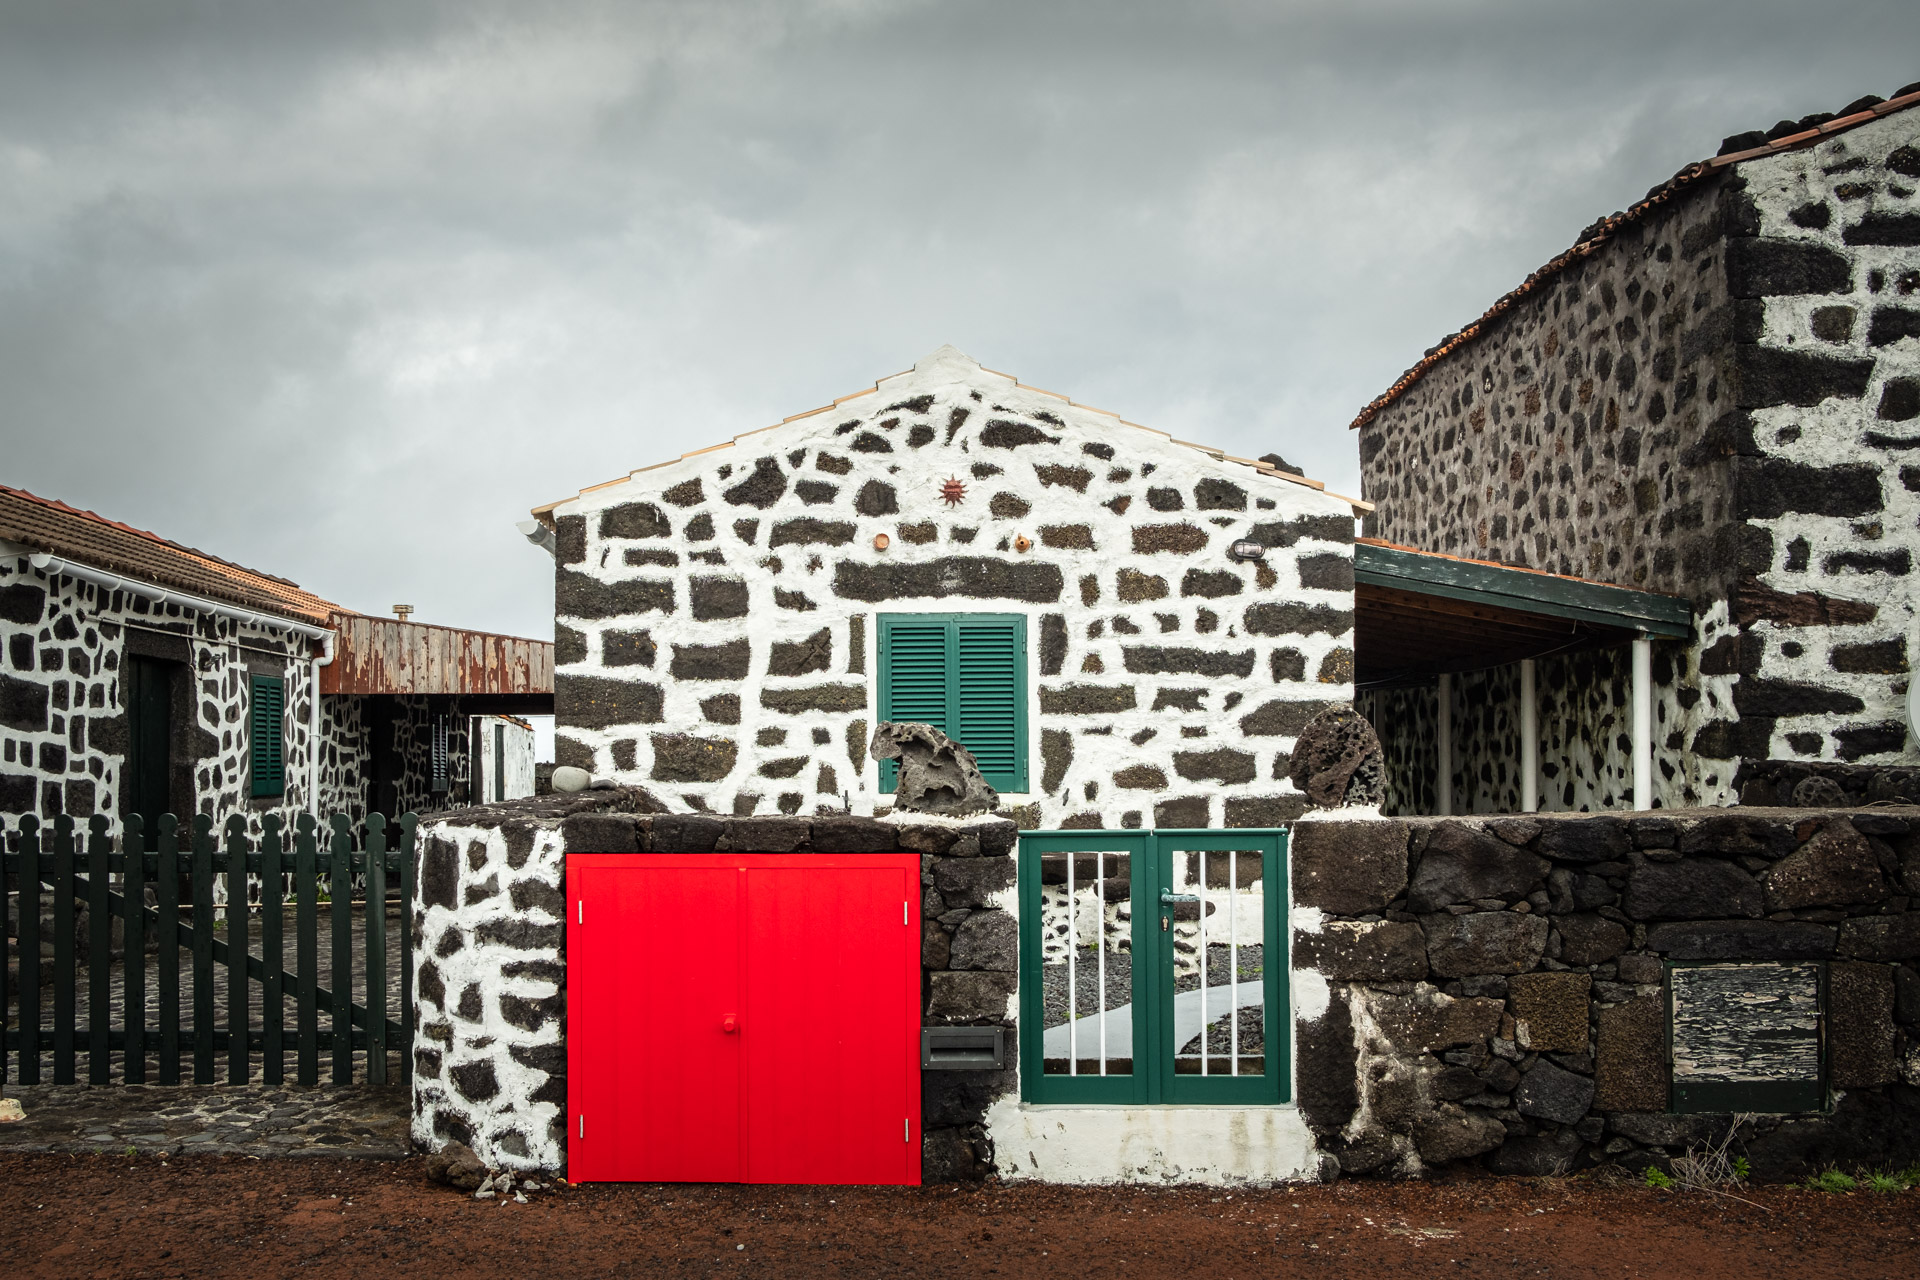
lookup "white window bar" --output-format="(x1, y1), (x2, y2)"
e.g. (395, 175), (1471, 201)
(1097, 852), (1108, 1075)
(1066, 852), (1077, 1075)
(1229, 850), (1239, 1074)
(1198, 855), (1208, 1077)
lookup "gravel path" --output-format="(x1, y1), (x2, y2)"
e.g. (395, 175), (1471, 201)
(1044, 943), (1268, 1072)
(4, 1152), (1916, 1279)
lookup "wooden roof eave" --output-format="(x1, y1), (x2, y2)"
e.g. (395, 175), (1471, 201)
(1354, 543), (1692, 640)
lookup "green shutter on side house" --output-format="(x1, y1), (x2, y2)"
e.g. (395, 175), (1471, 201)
(955, 617), (1025, 791)
(250, 675), (286, 798)
(878, 614), (1025, 794)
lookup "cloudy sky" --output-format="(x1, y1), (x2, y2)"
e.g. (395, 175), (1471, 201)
(4, 0), (1915, 655)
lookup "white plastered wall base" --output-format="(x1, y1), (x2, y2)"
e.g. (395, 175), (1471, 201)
(983, 1099), (1323, 1185)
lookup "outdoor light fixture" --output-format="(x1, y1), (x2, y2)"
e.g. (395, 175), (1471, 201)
(1228, 540), (1266, 562)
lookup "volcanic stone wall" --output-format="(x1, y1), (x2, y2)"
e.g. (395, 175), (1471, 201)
(412, 791), (1020, 1179)
(1291, 809), (1920, 1180)
(0, 552), (366, 833)
(1707, 109), (1920, 774)
(1362, 641), (1728, 816)
(549, 348), (1359, 828)
(1357, 106), (1920, 808)
(377, 695), (476, 816)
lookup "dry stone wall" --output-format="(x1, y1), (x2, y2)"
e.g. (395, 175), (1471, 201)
(1290, 809), (1920, 1180)
(549, 347), (1358, 830)
(1357, 107), (1920, 808)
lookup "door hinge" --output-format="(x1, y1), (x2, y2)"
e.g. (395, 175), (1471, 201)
(578, 900), (584, 925)
(903, 902), (908, 926)
(904, 1118), (910, 1142)
(579, 1115), (584, 1139)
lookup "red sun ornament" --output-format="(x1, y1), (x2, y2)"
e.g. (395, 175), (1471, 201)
(940, 476), (967, 506)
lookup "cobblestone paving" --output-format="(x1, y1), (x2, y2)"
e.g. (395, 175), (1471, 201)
(0, 1082), (410, 1158)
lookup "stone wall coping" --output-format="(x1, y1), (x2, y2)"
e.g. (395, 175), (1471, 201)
(1397, 805), (1920, 831)
(419, 789), (1018, 857)
(419, 788), (663, 828)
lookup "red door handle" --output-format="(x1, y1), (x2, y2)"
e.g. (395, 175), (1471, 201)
(721, 1015), (738, 1034)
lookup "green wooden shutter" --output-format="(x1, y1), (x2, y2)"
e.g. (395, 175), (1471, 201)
(955, 617), (1025, 791)
(249, 674), (286, 798)
(878, 614), (1026, 794)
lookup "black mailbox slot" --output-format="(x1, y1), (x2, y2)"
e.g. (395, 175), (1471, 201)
(921, 1026), (1006, 1071)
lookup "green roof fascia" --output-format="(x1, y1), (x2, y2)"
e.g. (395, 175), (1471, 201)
(1354, 542), (1692, 639)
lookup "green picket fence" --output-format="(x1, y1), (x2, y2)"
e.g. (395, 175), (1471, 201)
(3, 811), (417, 1088)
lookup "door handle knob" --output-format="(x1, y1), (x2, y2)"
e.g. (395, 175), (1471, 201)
(721, 1015), (738, 1034)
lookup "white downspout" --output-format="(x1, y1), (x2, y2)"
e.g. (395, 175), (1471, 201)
(309, 628), (337, 816)
(1436, 672), (1453, 817)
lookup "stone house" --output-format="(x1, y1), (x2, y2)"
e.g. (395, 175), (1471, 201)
(1354, 84), (1920, 814)
(529, 344), (1367, 829)
(0, 483), (552, 835)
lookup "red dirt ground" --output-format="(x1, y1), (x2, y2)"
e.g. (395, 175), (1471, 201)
(3, 1152), (1916, 1279)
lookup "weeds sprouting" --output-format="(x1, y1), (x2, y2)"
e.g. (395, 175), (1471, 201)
(1805, 1169), (1857, 1193)
(1639, 1115), (1764, 1209)
(1670, 1114), (1755, 1191)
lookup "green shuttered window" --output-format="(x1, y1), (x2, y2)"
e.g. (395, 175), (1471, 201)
(249, 674), (287, 799)
(878, 613), (1027, 792)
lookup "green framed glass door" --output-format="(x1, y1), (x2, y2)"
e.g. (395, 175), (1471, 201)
(1018, 829), (1288, 1106)
(1154, 830), (1286, 1104)
(1018, 831), (1151, 1103)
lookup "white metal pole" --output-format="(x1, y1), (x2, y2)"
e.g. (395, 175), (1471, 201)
(1066, 854), (1078, 1075)
(1632, 634), (1653, 811)
(1520, 658), (1538, 814)
(1229, 852), (1239, 1075)
(1436, 672), (1453, 817)
(1096, 853), (1107, 1076)
(1199, 860), (1209, 1078)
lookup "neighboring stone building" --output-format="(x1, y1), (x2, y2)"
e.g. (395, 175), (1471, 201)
(0, 484), (552, 834)
(529, 345), (1365, 829)
(1354, 84), (1920, 813)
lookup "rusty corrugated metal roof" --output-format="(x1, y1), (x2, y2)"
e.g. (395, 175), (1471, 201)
(0, 483), (343, 624)
(320, 613), (553, 697)
(1348, 84), (1920, 433)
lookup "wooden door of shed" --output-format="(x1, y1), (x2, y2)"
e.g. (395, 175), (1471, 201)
(567, 853), (921, 1185)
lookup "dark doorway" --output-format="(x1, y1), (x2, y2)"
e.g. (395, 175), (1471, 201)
(369, 698), (402, 821)
(494, 722), (506, 804)
(124, 654), (176, 833)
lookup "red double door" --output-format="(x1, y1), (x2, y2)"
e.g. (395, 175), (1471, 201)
(567, 853), (921, 1185)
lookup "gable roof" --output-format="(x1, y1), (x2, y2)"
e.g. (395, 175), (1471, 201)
(0, 484), (343, 625)
(534, 344), (1371, 520)
(1348, 82), (1920, 433)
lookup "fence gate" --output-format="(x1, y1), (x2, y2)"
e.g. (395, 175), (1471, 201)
(568, 852), (921, 1185)
(1017, 828), (1288, 1105)
(3, 811), (416, 1088)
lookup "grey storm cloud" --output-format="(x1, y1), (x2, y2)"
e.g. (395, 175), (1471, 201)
(2, 0), (1916, 655)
